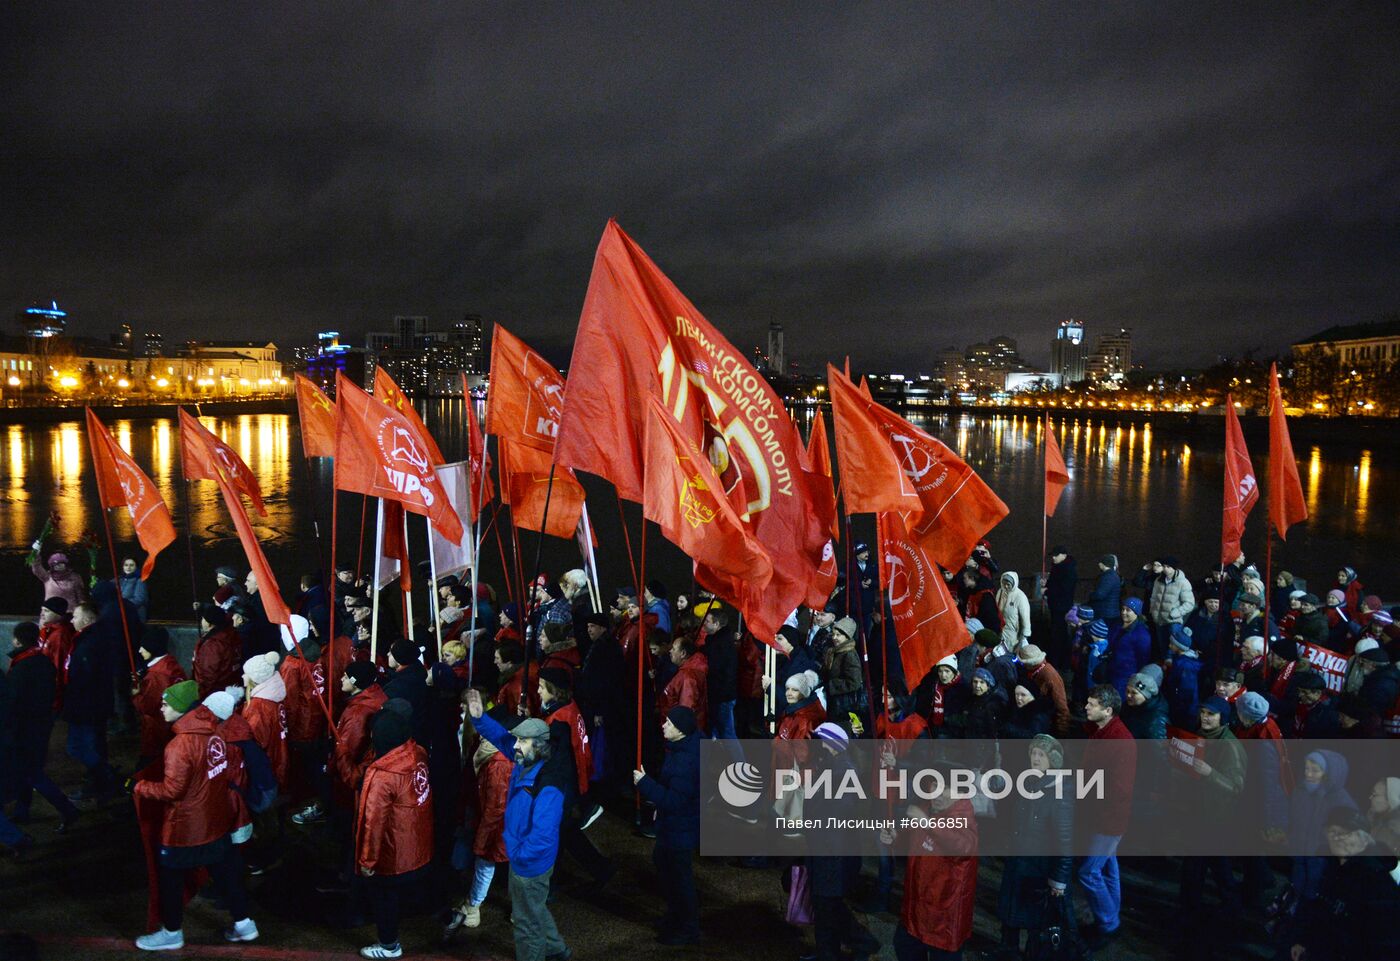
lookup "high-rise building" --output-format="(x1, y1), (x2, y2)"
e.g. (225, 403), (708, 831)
(111, 322), (134, 355)
(963, 335), (1031, 390)
(939, 347), (967, 390)
(22, 301), (67, 339)
(394, 315), (428, 349)
(1086, 328), (1132, 383)
(453, 313), (485, 373)
(767, 322), (786, 377)
(142, 331), (165, 358)
(1051, 319), (1087, 385)
(365, 331), (396, 353)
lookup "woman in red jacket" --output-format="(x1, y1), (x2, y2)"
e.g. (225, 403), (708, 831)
(131, 628), (187, 768)
(891, 787), (979, 960)
(133, 680), (258, 951)
(241, 653), (290, 791)
(355, 708), (433, 959)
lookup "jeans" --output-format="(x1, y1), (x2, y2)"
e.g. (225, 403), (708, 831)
(893, 924), (962, 961)
(653, 844), (699, 937)
(12, 768), (80, 821)
(510, 867), (566, 961)
(468, 859), (497, 906)
(1076, 832), (1122, 931)
(159, 846), (248, 931)
(65, 722), (110, 786)
(709, 700), (743, 762)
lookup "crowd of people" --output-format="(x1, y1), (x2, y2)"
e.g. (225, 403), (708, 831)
(4, 533), (1400, 960)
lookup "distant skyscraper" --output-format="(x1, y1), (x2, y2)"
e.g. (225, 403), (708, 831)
(1051, 319), (1087, 385)
(1087, 328), (1132, 382)
(394, 315), (428, 349)
(452, 313), (485, 373)
(111, 322), (134, 354)
(142, 331), (164, 358)
(767, 321), (786, 376)
(365, 331), (396, 353)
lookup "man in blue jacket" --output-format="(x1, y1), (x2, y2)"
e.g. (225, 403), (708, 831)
(634, 705), (701, 946)
(466, 692), (570, 961)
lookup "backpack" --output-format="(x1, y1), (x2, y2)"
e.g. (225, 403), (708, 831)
(236, 737), (279, 813)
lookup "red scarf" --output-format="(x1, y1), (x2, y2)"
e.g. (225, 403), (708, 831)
(930, 677), (956, 726)
(1270, 660), (1297, 701)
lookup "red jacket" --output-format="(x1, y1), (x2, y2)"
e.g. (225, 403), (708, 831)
(540, 645), (582, 676)
(901, 798), (978, 951)
(193, 626), (242, 699)
(659, 652), (708, 732)
(496, 663), (540, 718)
(544, 700), (592, 797)
(774, 699), (826, 770)
(132, 706), (235, 848)
(38, 619), (76, 708)
(244, 696), (290, 791)
(217, 712), (256, 833)
(1084, 716), (1137, 836)
(876, 712), (929, 760)
(472, 747), (512, 862)
(280, 655), (328, 742)
(355, 740), (433, 876)
(331, 686), (388, 809)
(736, 632), (764, 699)
(134, 656), (187, 759)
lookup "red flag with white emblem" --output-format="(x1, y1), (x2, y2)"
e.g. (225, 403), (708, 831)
(1221, 396), (1259, 565)
(178, 407), (267, 516)
(86, 408), (176, 580)
(878, 511), (967, 688)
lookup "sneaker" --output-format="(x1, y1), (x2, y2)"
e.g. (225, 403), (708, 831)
(224, 918), (259, 942)
(462, 904), (481, 928)
(292, 803), (325, 825)
(580, 803), (605, 831)
(135, 928), (185, 951)
(360, 943), (403, 959)
(638, 824), (657, 840)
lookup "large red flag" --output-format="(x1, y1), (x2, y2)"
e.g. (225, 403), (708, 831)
(487, 323), (566, 453)
(373, 367), (446, 467)
(1044, 421), (1069, 518)
(807, 409), (839, 540)
(178, 408), (267, 516)
(463, 373), (495, 522)
(334, 373), (464, 544)
(86, 409), (176, 580)
(1221, 396), (1259, 565)
(643, 397), (773, 595)
(1267, 364), (1308, 539)
(294, 374), (336, 458)
(828, 365), (1008, 570)
(878, 512), (967, 689)
(379, 499), (412, 592)
(499, 438), (586, 539)
(554, 220), (826, 640)
(180, 409), (291, 625)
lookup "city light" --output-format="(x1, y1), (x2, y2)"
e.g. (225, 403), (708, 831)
(57, 375), (79, 389)
(117, 378), (130, 388)
(6, 376), (19, 387)
(156, 377), (170, 388)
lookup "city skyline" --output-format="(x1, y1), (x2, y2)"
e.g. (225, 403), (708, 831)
(4, 6), (1397, 371)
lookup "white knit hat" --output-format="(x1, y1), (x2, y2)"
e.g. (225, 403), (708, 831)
(243, 651), (279, 685)
(280, 614), (309, 651)
(204, 691), (237, 721)
(785, 669), (819, 698)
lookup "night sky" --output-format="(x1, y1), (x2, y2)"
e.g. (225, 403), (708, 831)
(3, 4), (1397, 370)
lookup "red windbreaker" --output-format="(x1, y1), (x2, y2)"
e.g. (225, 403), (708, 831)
(658, 652), (708, 732)
(244, 696), (290, 790)
(134, 656), (188, 759)
(331, 686), (388, 808)
(496, 663), (540, 718)
(217, 712), (256, 833)
(544, 700), (592, 796)
(132, 706), (235, 847)
(193, 627), (242, 699)
(280, 655), (328, 741)
(900, 798), (978, 951)
(39, 619), (76, 709)
(473, 747), (512, 862)
(355, 740), (433, 876)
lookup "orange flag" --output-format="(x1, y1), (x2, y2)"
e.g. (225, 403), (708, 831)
(499, 438), (586, 539)
(1043, 421), (1069, 517)
(878, 511), (968, 689)
(554, 220), (826, 641)
(379, 499), (412, 592)
(463, 373), (495, 522)
(828, 364), (1008, 571)
(85, 408), (176, 580)
(203, 436), (291, 627)
(294, 374), (336, 458)
(1221, 396), (1259, 565)
(334, 373), (464, 544)
(373, 367), (446, 467)
(643, 397), (773, 598)
(807, 409), (839, 540)
(486, 324), (566, 453)
(1267, 364), (1307, 539)
(178, 408), (267, 516)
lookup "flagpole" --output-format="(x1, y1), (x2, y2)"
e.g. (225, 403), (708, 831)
(301, 454), (327, 578)
(1041, 417), (1050, 593)
(356, 494), (369, 581)
(428, 514), (441, 660)
(402, 507), (414, 645)
(329, 454), (339, 721)
(579, 504), (601, 613)
(370, 498), (385, 663)
(97, 504), (137, 677)
(182, 478), (200, 612)
(466, 439), (486, 685)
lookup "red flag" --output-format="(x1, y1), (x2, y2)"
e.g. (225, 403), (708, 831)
(373, 367), (446, 467)
(486, 324), (566, 453)
(499, 438), (585, 539)
(85, 408), (176, 580)
(462, 373), (495, 522)
(1267, 364), (1307, 539)
(1044, 421), (1069, 518)
(379, 500), (412, 592)
(643, 397), (773, 594)
(178, 408), (267, 516)
(182, 410), (292, 626)
(807, 409), (839, 540)
(294, 373), (336, 458)
(828, 364), (1008, 570)
(1221, 396), (1259, 565)
(334, 373), (464, 544)
(554, 220), (826, 641)
(878, 512), (967, 688)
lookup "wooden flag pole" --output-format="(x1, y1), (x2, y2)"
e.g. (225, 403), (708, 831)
(402, 507), (414, 645)
(328, 454), (339, 720)
(182, 478), (200, 611)
(98, 504), (137, 676)
(370, 498), (385, 662)
(356, 494), (369, 580)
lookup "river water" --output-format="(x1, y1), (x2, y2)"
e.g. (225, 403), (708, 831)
(3, 404), (1395, 621)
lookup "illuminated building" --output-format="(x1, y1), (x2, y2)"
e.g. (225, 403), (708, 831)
(1293, 319), (1400, 365)
(1051, 319), (1087, 385)
(1086, 328), (1132, 383)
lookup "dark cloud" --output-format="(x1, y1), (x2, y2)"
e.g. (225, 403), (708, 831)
(2, 3), (1397, 369)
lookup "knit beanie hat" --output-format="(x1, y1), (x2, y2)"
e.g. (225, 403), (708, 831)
(280, 614), (310, 651)
(785, 669), (819, 699)
(371, 709), (413, 756)
(162, 679), (201, 715)
(1139, 664), (1165, 689)
(1200, 695), (1231, 718)
(666, 705), (697, 736)
(1236, 692), (1269, 726)
(1169, 624), (1193, 650)
(831, 617), (859, 641)
(382, 697), (414, 720)
(1271, 637), (1299, 661)
(814, 722), (849, 749)
(973, 628), (1000, 649)
(390, 639), (420, 665)
(538, 666), (573, 693)
(42, 597), (68, 616)
(936, 654), (958, 673)
(1017, 644), (1046, 666)
(1075, 604), (1096, 622)
(1029, 733), (1065, 768)
(1099, 554), (1118, 569)
(346, 661), (378, 690)
(200, 603), (229, 627)
(141, 626), (170, 657)
(1089, 619), (1110, 639)
(204, 690), (237, 721)
(1123, 597), (1143, 615)
(973, 668), (996, 688)
(244, 652), (279, 685)
(1129, 672), (1159, 698)
(1353, 637), (1380, 655)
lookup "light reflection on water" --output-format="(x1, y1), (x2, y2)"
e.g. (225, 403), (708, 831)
(1, 406), (1397, 620)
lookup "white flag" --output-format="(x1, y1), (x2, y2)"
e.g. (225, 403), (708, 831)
(431, 460), (475, 579)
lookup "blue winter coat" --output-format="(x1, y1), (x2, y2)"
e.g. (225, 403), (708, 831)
(1105, 620), (1152, 699)
(1088, 570), (1123, 622)
(474, 712), (566, 878)
(636, 731), (700, 850)
(1164, 653), (1204, 729)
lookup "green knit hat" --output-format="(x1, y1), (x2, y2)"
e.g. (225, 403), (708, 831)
(162, 679), (201, 715)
